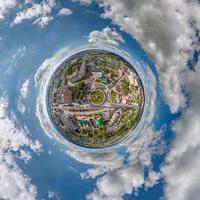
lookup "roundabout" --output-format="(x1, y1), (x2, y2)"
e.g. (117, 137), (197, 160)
(89, 89), (105, 105)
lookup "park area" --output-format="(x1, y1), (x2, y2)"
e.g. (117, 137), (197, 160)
(90, 89), (105, 105)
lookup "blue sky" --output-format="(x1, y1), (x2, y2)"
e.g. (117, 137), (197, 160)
(0, 1), (200, 200)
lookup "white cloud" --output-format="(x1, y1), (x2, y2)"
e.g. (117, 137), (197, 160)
(24, 0), (34, 4)
(17, 79), (30, 114)
(58, 8), (72, 16)
(48, 191), (55, 198)
(127, 126), (165, 167)
(48, 191), (61, 199)
(87, 165), (144, 200)
(67, 126), (164, 200)
(12, 45), (26, 60)
(12, 0), (56, 27)
(88, 27), (124, 47)
(0, 96), (43, 200)
(0, 95), (8, 118)
(142, 63), (157, 123)
(72, 0), (93, 6)
(19, 149), (32, 163)
(95, 0), (200, 113)
(33, 15), (53, 27)
(20, 79), (30, 99)
(4, 45), (27, 76)
(145, 170), (161, 188)
(102, 127), (162, 200)
(0, 0), (16, 20)
(161, 64), (200, 200)
(46, 0), (56, 8)
(66, 150), (124, 179)
(0, 161), (37, 200)
(17, 97), (26, 114)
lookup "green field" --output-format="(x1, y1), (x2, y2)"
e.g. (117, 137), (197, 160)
(110, 90), (117, 103)
(90, 90), (105, 105)
(120, 79), (130, 96)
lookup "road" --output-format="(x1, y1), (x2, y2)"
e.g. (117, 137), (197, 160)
(108, 70), (128, 90)
(53, 102), (138, 112)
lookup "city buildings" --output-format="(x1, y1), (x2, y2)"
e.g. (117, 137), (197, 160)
(61, 114), (80, 133)
(61, 87), (73, 103)
(48, 50), (144, 147)
(69, 57), (86, 83)
(109, 111), (121, 127)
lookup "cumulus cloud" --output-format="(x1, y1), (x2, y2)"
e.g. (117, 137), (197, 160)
(127, 126), (165, 167)
(87, 127), (163, 200)
(17, 79), (29, 113)
(20, 79), (30, 99)
(66, 150), (124, 179)
(87, 165), (144, 200)
(161, 63), (200, 200)
(94, 0), (200, 113)
(0, 95), (8, 118)
(72, 0), (93, 6)
(19, 149), (32, 163)
(33, 15), (53, 27)
(58, 8), (72, 16)
(0, 96), (42, 200)
(12, 0), (56, 27)
(88, 27), (124, 47)
(17, 97), (26, 114)
(48, 191), (61, 199)
(0, 0), (16, 20)
(24, 0), (34, 4)
(67, 126), (164, 200)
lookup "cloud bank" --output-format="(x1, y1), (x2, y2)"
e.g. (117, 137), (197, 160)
(97, 0), (200, 113)
(0, 96), (42, 200)
(0, 0), (16, 20)
(66, 126), (164, 200)
(161, 65), (200, 200)
(12, 0), (56, 27)
(9, 0), (72, 27)
(88, 27), (124, 47)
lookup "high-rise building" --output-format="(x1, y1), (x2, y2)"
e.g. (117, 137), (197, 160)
(61, 87), (73, 103)
(69, 57), (86, 83)
(61, 114), (80, 133)
(109, 111), (120, 127)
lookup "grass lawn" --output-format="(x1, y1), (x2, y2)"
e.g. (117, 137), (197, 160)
(110, 90), (117, 103)
(120, 79), (130, 96)
(90, 90), (105, 105)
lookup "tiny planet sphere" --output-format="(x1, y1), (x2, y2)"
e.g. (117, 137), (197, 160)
(47, 49), (144, 148)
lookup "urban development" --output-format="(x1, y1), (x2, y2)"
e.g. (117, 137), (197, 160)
(47, 50), (144, 148)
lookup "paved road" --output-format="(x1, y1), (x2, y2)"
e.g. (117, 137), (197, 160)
(63, 107), (110, 116)
(108, 70), (128, 90)
(54, 102), (138, 111)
